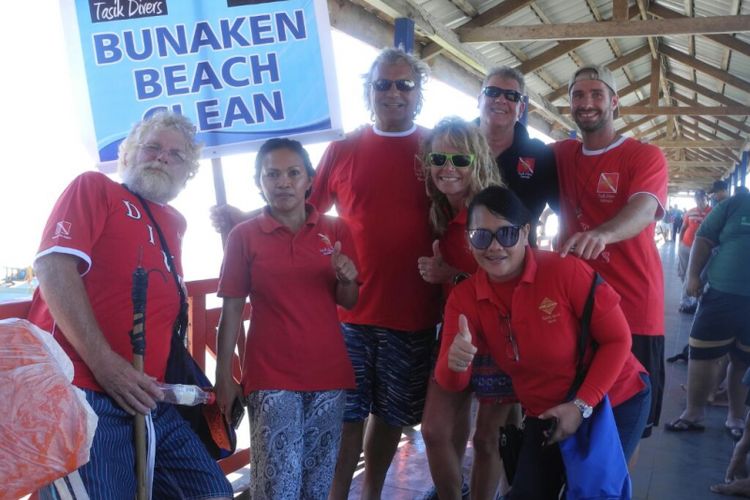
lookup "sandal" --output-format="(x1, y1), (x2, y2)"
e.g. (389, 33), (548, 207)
(726, 420), (745, 441)
(665, 418), (705, 432)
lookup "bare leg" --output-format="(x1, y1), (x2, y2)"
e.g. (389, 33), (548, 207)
(471, 403), (519, 499)
(361, 415), (403, 500)
(727, 355), (749, 424)
(328, 421), (365, 500)
(679, 358), (723, 422)
(421, 380), (472, 500)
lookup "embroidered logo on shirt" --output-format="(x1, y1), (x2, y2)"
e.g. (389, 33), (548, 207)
(539, 297), (557, 315)
(539, 297), (560, 324)
(517, 157), (536, 179)
(52, 221), (72, 240)
(597, 173), (619, 194)
(318, 233), (335, 255)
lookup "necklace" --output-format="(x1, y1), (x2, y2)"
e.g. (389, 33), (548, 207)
(572, 135), (623, 220)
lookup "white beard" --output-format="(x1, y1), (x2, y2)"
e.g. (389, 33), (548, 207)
(122, 161), (182, 203)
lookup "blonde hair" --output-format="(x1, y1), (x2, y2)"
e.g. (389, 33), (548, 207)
(117, 111), (201, 178)
(421, 117), (504, 235)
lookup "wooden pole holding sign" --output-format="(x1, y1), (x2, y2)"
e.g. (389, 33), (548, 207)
(212, 157), (229, 247)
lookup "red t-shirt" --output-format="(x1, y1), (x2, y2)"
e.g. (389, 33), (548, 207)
(439, 208), (476, 297)
(553, 137), (668, 336)
(435, 250), (646, 416)
(27, 172), (184, 392)
(681, 206), (711, 247)
(217, 206), (357, 393)
(309, 125), (441, 331)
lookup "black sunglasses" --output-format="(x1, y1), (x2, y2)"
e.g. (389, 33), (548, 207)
(428, 152), (475, 168)
(372, 79), (417, 92)
(468, 226), (522, 249)
(481, 86), (523, 103)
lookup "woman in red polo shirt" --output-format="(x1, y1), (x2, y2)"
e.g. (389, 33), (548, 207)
(214, 138), (359, 499)
(435, 185), (651, 499)
(416, 117), (515, 499)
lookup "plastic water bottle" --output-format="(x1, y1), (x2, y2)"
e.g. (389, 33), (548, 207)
(156, 383), (215, 406)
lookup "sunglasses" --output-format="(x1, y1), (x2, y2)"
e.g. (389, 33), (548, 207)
(372, 79), (417, 92)
(428, 152), (475, 168)
(481, 86), (523, 103)
(468, 226), (522, 249)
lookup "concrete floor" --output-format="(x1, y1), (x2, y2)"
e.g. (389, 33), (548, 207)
(344, 240), (743, 499)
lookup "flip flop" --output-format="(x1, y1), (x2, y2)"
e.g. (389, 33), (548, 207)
(665, 418), (705, 432)
(726, 420), (745, 441)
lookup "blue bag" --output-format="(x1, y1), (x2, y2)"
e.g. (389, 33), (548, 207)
(558, 395), (632, 500)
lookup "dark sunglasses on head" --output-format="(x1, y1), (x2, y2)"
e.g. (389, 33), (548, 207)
(428, 152), (475, 168)
(481, 86), (523, 103)
(468, 226), (522, 249)
(372, 78), (417, 92)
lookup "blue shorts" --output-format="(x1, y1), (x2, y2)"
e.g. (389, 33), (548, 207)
(612, 373), (652, 460)
(689, 287), (750, 364)
(342, 323), (436, 426)
(50, 390), (232, 500)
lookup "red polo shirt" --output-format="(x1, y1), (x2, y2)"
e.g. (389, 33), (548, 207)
(218, 206), (357, 394)
(553, 138), (668, 336)
(309, 125), (441, 331)
(681, 206), (711, 247)
(435, 250), (646, 416)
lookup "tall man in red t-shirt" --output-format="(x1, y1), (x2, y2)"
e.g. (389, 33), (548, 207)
(310, 48), (441, 500)
(553, 65), (668, 441)
(28, 112), (233, 499)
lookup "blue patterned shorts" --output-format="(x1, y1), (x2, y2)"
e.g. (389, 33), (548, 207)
(470, 353), (517, 404)
(341, 323), (437, 426)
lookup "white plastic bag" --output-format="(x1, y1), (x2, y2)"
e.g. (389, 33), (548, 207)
(0, 318), (98, 500)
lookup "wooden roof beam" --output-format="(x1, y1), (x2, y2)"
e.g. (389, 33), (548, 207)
(653, 139), (747, 148)
(422, 0), (532, 59)
(660, 45), (750, 95)
(457, 14), (750, 43)
(691, 116), (744, 141)
(617, 115), (654, 135)
(544, 45), (651, 102)
(517, 40), (589, 74)
(665, 72), (746, 108)
(557, 104), (750, 116)
(669, 161), (734, 168)
(672, 93), (750, 134)
(648, 3), (750, 58)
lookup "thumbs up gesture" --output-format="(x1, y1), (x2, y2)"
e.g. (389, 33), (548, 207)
(332, 241), (358, 284)
(417, 240), (457, 284)
(448, 314), (477, 372)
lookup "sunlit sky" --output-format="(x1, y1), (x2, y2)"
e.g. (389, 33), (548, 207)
(0, 1), (559, 281)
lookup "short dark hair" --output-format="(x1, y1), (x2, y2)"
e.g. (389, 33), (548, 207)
(467, 186), (531, 228)
(254, 138), (315, 198)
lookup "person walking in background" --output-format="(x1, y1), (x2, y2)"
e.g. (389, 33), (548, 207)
(552, 65), (668, 446)
(214, 138), (359, 499)
(677, 189), (711, 314)
(667, 189), (750, 442)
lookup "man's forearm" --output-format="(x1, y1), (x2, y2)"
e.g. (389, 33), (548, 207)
(594, 193), (660, 245)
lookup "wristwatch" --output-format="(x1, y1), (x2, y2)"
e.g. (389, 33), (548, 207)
(452, 272), (470, 285)
(573, 398), (593, 419)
